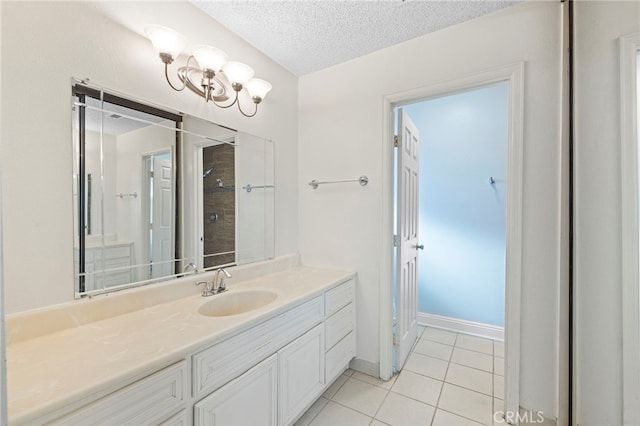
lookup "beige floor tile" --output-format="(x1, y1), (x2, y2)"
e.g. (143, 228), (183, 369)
(332, 377), (389, 417)
(518, 408), (556, 425)
(438, 383), (493, 425)
(404, 352), (449, 380)
(432, 409), (484, 425)
(493, 341), (504, 358)
(295, 397), (329, 426)
(445, 363), (493, 395)
(413, 339), (454, 361)
(391, 370), (442, 405)
(494, 375), (504, 399)
(493, 357), (504, 376)
(344, 369), (356, 377)
(375, 392), (435, 426)
(352, 371), (397, 390)
(309, 401), (372, 426)
(323, 373), (349, 399)
(455, 334), (493, 355)
(370, 420), (390, 426)
(422, 327), (457, 345)
(451, 347), (493, 372)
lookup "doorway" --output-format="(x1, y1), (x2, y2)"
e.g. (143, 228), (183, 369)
(381, 63), (525, 418)
(141, 150), (173, 281)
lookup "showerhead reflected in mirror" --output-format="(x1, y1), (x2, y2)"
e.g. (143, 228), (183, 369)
(72, 81), (274, 297)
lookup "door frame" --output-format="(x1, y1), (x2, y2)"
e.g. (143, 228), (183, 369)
(379, 62), (525, 417)
(620, 32), (640, 426)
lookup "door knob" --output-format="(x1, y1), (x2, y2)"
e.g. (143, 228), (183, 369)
(415, 244), (424, 250)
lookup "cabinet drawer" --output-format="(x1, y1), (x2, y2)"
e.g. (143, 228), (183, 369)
(193, 296), (324, 398)
(325, 279), (354, 317)
(325, 303), (354, 350)
(160, 410), (188, 426)
(51, 361), (186, 425)
(325, 332), (355, 384)
(95, 245), (131, 260)
(96, 257), (131, 270)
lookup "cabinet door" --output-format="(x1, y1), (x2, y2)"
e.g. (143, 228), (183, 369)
(278, 324), (325, 426)
(194, 354), (278, 426)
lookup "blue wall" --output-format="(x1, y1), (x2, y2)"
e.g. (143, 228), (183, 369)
(403, 82), (508, 326)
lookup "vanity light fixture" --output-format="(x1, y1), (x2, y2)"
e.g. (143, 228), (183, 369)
(145, 25), (272, 118)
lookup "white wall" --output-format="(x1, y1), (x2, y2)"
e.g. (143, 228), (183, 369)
(574, 1), (640, 424)
(0, 1), (298, 314)
(299, 1), (563, 417)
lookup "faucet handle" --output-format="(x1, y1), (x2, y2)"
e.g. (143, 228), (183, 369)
(195, 280), (213, 296)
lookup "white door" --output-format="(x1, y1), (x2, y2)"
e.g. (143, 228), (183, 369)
(151, 156), (173, 278)
(395, 108), (420, 369)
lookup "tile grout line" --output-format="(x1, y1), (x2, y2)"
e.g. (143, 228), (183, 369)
(430, 331), (458, 425)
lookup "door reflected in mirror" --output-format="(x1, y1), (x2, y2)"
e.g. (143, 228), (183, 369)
(72, 81), (274, 297)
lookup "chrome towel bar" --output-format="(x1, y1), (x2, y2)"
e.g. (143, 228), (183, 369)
(242, 184), (275, 193)
(309, 175), (368, 190)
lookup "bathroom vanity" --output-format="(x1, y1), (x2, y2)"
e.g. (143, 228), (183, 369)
(5, 265), (356, 425)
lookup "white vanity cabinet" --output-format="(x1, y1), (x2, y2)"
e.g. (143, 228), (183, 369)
(74, 242), (133, 291)
(192, 278), (355, 426)
(25, 276), (355, 426)
(324, 280), (356, 383)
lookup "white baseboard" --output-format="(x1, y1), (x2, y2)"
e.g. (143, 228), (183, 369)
(349, 358), (379, 377)
(418, 312), (504, 341)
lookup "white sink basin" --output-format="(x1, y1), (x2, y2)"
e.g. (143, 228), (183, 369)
(198, 290), (278, 317)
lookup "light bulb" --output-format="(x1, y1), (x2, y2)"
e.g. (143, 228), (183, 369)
(223, 61), (255, 88)
(245, 78), (272, 102)
(145, 25), (187, 64)
(192, 45), (228, 72)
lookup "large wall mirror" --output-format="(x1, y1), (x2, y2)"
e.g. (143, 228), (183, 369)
(72, 81), (274, 297)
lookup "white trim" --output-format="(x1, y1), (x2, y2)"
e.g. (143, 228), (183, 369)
(418, 312), (505, 341)
(349, 358), (380, 377)
(620, 32), (640, 426)
(379, 62), (524, 417)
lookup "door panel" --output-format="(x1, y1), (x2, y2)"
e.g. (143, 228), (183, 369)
(396, 108), (420, 369)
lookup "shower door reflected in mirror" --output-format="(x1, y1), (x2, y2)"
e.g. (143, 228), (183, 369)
(72, 85), (180, 294)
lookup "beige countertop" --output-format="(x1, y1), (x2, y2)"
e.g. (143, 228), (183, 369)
(6, 265), (354, 425)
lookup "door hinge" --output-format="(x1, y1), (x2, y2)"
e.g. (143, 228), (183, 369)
(394, 135), (400, 148)
(393, 235), (400, 247)
(393, 334), (400, 346)
(149, 170), (154, 178)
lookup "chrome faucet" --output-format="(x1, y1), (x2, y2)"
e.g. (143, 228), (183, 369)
(213, 267), (231, 293)
(195, 267), (231, 297)
(183, 262), (198, 275)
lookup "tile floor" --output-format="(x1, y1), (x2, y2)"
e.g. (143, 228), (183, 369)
(296, 326), (506, 426)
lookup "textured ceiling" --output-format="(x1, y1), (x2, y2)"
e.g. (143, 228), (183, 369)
(193, 0), (522, 76)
